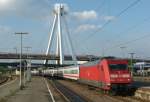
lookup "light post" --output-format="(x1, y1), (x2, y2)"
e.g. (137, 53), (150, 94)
(15, 32), (28, 89)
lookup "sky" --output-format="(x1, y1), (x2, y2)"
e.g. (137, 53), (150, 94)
(0, 0), (150, 59)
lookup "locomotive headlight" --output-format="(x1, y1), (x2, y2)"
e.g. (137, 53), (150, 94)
(122, 74), (130, 78)
(110, 74), (118, 78)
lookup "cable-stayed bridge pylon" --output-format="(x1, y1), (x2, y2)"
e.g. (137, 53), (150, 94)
(44, 4), (77, 65)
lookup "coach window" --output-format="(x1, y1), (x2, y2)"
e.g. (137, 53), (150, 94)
(72, 70), (78, 74)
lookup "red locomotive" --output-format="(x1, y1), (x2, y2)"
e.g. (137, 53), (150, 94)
(79, 59), (132, 93)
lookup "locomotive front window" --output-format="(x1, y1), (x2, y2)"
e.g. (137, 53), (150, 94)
(109, 64), (127, 70)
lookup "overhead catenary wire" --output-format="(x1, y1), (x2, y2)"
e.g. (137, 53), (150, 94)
(80, 0), (141, 47)
(105, 16), (150, 46)
(73, 0), (107, 37)
(104, 33), (150, 52)
(95, 0), (106, 11)
(66, 13), (91, 55)
(101, 16), (150, 53)
(95, 0), (110, 16)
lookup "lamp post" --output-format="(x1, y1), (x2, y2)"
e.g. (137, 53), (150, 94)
(15, 32), (28, 89)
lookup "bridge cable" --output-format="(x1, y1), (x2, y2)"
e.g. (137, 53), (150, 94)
(62, 15), (78, 66)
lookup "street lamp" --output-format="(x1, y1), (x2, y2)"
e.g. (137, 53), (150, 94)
(15, 32), (28, 89)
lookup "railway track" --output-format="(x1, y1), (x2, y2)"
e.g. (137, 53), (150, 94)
(52, 79), (148, 102)
(108, 95), (144, 102)
(0, 76), (8, 85)
(49, 79), (90, 102)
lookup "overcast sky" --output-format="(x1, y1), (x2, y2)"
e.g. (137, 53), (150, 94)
(0, 0), (150, 59)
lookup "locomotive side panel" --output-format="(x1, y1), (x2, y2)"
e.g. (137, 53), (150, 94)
(80, 65), (100, 80)
(79, 60), (111, 90)
(79, 65), (101, 88)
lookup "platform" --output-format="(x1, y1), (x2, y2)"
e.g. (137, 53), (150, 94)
(6, 77), (52, 102)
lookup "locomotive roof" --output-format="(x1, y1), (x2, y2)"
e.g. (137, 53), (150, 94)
(80, 58), (127, 67)
(81, 59), (100, 67)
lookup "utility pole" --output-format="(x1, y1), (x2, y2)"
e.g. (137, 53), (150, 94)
(15, 32), (28, 90)
(129, 53), (135, 77)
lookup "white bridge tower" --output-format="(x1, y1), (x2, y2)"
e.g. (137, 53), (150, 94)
(44, 4), (77, 65)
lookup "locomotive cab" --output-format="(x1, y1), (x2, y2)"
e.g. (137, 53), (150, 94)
(109, 63), (131, 84)
(107, 59), (132, 93)
(79, 58), (132, 94)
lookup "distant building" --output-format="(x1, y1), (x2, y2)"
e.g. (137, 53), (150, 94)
(133, 62), (150, 76)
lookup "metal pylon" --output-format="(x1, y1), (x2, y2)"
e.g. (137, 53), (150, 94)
(44, 4), (76, 65)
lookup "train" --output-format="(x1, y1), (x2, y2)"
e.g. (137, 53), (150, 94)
(37, 58), (132, 94)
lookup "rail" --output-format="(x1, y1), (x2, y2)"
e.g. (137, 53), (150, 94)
(49, 79), (89, 102)
(44, 78), (56, 102)
(50, 79), (146, 102)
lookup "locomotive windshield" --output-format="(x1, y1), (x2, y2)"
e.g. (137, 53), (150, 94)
(109, 64), (127, 70)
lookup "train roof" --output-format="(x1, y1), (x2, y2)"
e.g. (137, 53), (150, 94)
(80, 58), (127, 67)
(81, 60), (100, 67)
